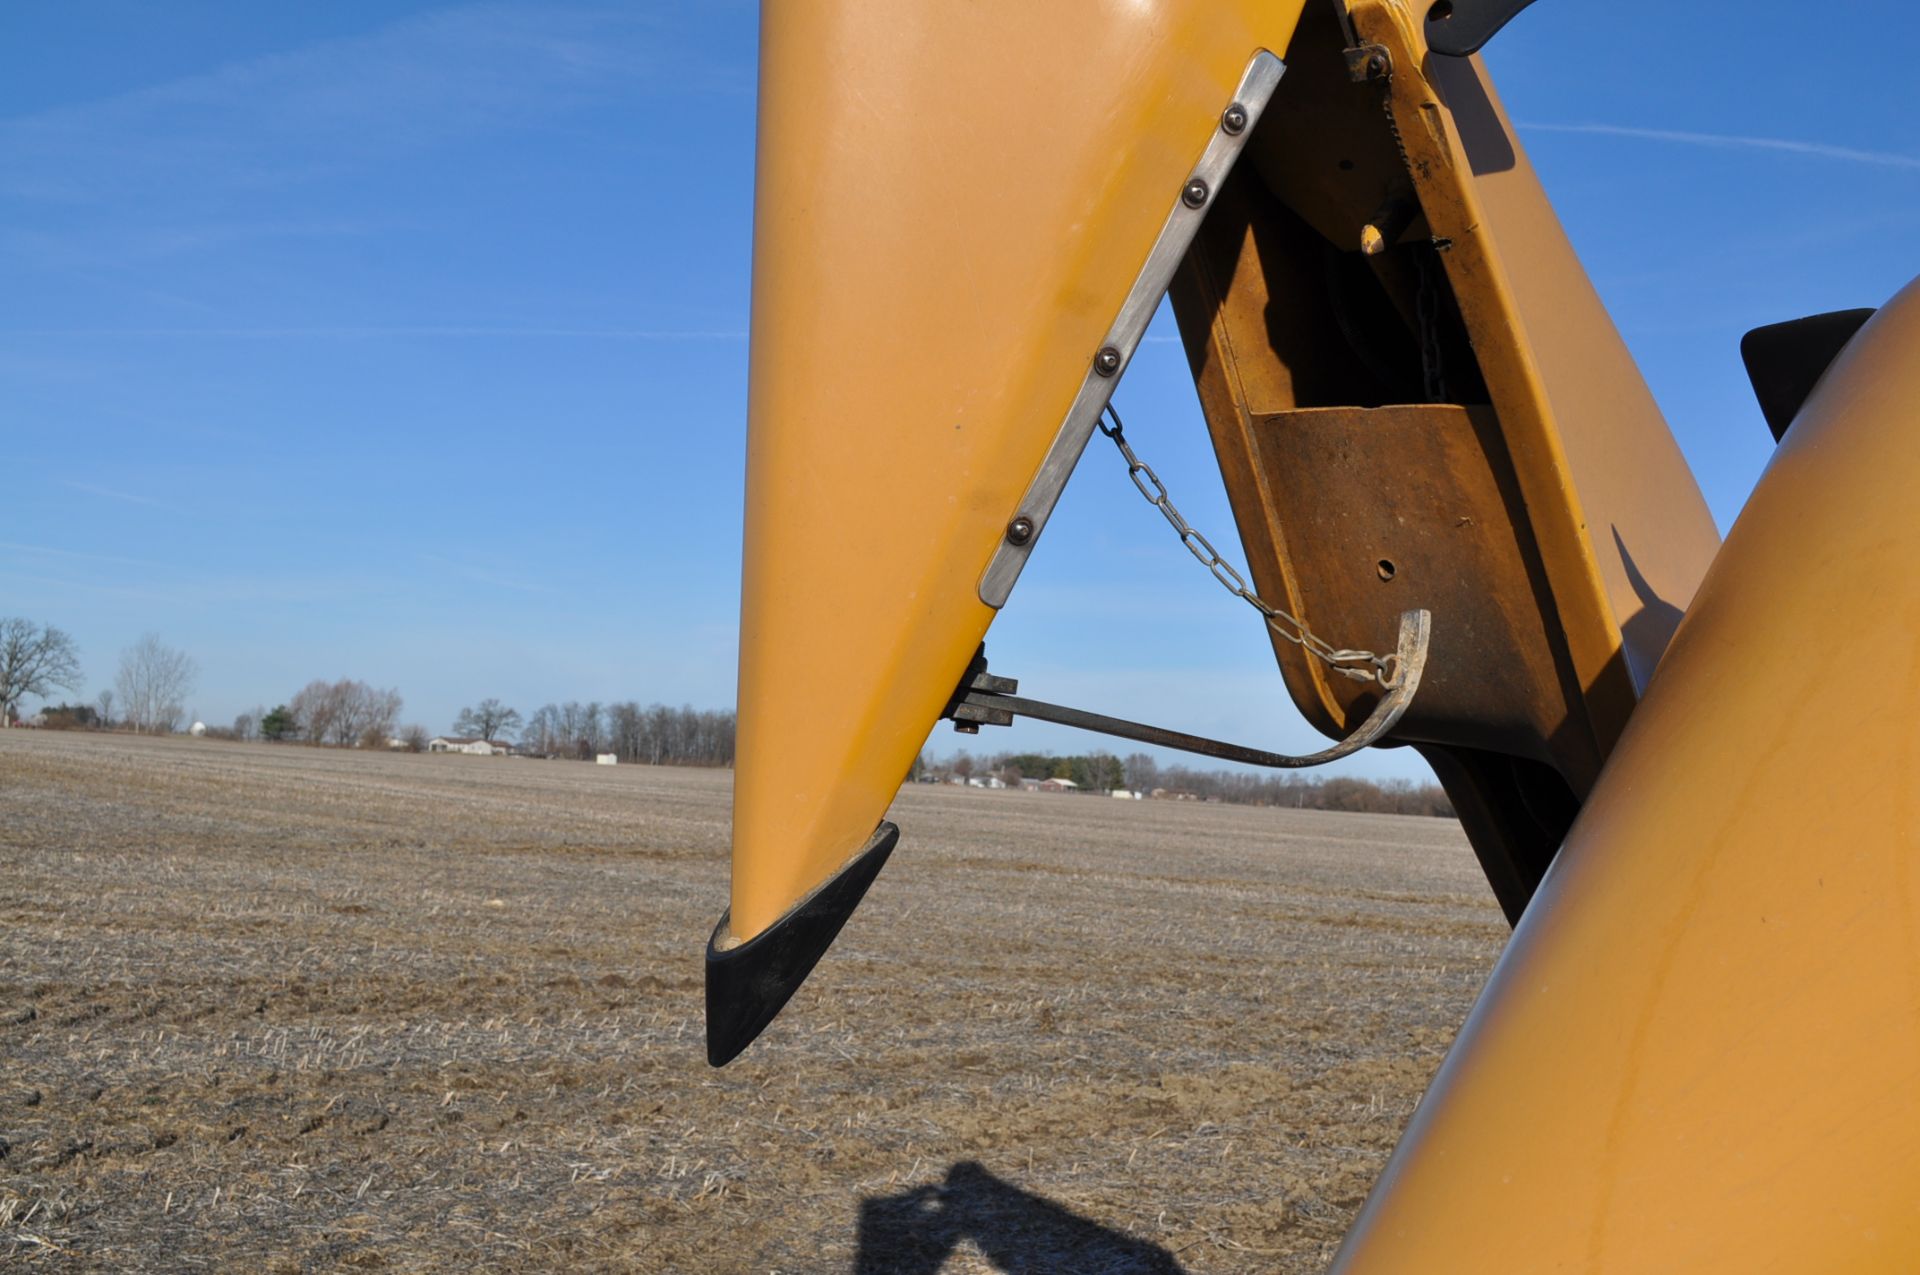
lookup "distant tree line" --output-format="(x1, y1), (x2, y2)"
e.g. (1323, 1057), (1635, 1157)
(920, 748), (1456, 818)
(518, 700), (735, 767)
(2, 614), (741, 769)
(33, 702), (101, 730)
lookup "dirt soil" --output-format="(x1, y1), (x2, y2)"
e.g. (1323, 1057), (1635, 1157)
(0, 730), (1506, 1273)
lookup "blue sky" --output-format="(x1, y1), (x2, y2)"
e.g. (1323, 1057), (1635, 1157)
(4, 2), (1917, 779)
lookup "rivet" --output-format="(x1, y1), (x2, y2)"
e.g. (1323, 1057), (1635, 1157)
(1006, 516), (1035, 547)
(1094, 347), (1122, 377)
(1182, 178), (1210, 209)
(1221, 103), (1248, 135)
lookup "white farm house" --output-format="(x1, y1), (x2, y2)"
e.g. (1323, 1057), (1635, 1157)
(428, 737), (510, 756)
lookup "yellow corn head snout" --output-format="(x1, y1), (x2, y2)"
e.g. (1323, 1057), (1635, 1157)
(1334, 280), (1920, 1270)
(711, 0), (1307, 1064)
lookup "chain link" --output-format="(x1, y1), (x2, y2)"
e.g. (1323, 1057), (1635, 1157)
(1368, 48), (1449, 406)
(1416, 249), (1448, 403)
(1095, 404), (1402, 688)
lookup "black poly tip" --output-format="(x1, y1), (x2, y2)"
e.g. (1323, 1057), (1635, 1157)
(1426, 0), (1542, 56)
(1741, 308), (1875, 442)
(704, 821), (898, 1066)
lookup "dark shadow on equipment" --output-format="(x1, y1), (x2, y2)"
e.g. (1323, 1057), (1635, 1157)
(855, 1161), (1188, 1275)
(1428, 56), (1515, 176)
(1612, 525), (1687, 688)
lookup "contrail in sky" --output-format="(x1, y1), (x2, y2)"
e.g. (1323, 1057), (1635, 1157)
(0, 327), (748, 340)
(1518, 121), (1920, 172)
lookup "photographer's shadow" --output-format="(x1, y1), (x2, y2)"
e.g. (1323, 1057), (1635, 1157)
(855, 1160), (1187, 1274)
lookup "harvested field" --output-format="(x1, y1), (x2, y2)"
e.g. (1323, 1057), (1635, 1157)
(0, 729), (1506, 1272)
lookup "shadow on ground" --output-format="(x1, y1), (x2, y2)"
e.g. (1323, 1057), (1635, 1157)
(855, 1161), (1187, 1274)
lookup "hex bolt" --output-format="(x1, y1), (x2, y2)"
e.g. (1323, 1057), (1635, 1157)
(1221, 103), (1248, 135)
(1182, 178), (1210, 209)
(1094, 347), (1123, 377)
(1367, 49), (1390, 79)
(1006, 515), (1035, 546)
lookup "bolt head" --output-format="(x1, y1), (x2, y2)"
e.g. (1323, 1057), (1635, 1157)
(1006, 515), (1035, 547)
(1094, 347), (1122, 376)
(1182, 178), (1210, 209)
(1367, 50), (1390, 78)
(1221, 103), (1248, 135)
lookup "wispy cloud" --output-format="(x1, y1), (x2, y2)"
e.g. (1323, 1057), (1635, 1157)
(416, 553), (560, 596)
(0, 4), (744, 204)
(58, 481), (179, 512)
(0, 540), (173, 570)
(1517, 121), (1920, 172)
(0, 219), (381, 273)
(0, 540), (385, 607)
(0, 566), (186, 607)
(3, 326), (746, 341)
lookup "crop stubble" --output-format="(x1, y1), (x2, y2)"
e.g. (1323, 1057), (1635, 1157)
(0, 730), (1504, 1272)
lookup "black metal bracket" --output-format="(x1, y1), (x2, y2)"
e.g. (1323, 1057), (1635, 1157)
(1741, 308), (1875, 442)
(1423, 0), (1543, 57)
(943, 647), (1017, 734)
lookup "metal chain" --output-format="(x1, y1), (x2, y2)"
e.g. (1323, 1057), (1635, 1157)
(1095, 403), (1402, 688)
(1366, 44), (1450, 405)
(1416, 249), (1448, 403)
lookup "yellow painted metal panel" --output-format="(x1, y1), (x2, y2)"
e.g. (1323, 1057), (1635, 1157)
(1429, 55), (1721, 693)
(732, 0), (1306, 940)
(1349, 2), (1720, 771)
(1333, 277), (1920, 1271)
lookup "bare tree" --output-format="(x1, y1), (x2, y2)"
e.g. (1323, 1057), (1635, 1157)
(399, 723), (429, 753)
(96, 688), (115, 729)
(523, 704), (560, 757)
(232, 711), (256, 741)
(365, 687), (402, 744)
(608, 701), (643, 761)
(1123, 752), (1158, 795)
(551, 700), (606, 759)
(288, 678), (403, 747)
(114, 634), (196, 734)
(289, 679), (336, 745)
(453, 698), (521, 742)
(0, 618), (83, 724)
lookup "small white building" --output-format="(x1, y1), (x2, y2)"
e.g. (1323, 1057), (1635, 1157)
(429, 736), (510, 756)
(189, 721), (207, 737)
(595, 753), (618, 765)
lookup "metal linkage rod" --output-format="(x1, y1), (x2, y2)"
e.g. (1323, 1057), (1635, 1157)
(945, 609), (1430, 771)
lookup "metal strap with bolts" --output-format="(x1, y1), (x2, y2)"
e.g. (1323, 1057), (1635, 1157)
(978, 50), (1286, 608)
